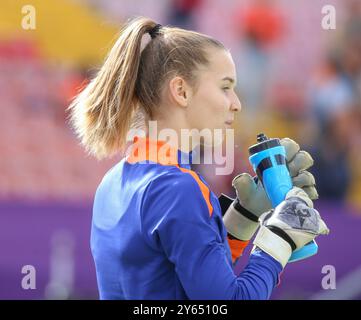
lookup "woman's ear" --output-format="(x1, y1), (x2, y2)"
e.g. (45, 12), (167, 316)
(168, 76), (191, 108)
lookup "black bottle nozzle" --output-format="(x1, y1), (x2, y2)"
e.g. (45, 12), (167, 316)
(249, 133), (280, 156)
(257, 133), (268, 142)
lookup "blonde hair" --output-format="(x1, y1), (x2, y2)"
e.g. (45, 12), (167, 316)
(68, 16), (225, 159)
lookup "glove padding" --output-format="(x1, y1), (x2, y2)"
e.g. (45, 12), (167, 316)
(253, 187), (329, 268)
(223, 138), (318, 241)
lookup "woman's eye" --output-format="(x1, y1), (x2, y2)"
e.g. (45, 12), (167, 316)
(222, 87), (230, 91)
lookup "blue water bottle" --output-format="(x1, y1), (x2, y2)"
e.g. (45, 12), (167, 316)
(248, 133), (318, 262)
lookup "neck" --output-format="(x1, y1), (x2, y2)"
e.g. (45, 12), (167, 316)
(147, 117), (196, 154)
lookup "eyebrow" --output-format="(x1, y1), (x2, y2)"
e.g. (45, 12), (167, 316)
(222, 77), (236, 85)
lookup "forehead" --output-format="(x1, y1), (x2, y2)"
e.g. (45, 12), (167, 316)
(200, 48), (236, 80)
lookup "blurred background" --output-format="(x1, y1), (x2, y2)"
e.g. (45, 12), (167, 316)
(0, 0), (360, 300)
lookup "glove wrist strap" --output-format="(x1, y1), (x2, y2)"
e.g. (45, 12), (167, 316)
(233, 199), (259, 222)
(223, 201), (259, 241)
(267, 225), (297, 251)
(253, 226), (292, 268)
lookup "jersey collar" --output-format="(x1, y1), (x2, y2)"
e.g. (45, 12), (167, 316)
(126, 136), (195, 169)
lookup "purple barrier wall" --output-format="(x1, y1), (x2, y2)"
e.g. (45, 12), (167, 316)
(1, 200), (360, 299)
(0, 200), (97, 299)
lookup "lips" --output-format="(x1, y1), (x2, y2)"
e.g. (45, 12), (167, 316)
(225, 120), (234, 126)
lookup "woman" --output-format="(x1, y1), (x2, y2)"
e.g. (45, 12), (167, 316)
(69, 17), (328, 300)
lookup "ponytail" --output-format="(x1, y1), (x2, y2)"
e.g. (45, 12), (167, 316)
(68, 17), (158, 159)
(69, 16), (225, 159)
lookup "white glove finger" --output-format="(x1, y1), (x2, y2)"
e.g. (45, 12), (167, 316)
(286, 186), (314, 208)
(313, 209), (330, 235)
(288, 151), (314, 177)
(292, 170), (316, 187)
(302, 186), (319, 200)
(232, 173), (257, 203)
(318, 217), (330, 235)
(280, 138), (300, 162)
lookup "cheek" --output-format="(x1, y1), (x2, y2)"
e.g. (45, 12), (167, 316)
(189, 88), (229, 129)
(210, 93), (229, 125)
(201, 89), (228, 116)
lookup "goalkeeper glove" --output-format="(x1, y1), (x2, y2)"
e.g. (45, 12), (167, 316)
(223, 138), (318, 241)
(253, 187), (329, 268)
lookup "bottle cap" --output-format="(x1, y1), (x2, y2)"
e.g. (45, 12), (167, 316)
(249, 133), (280, 156)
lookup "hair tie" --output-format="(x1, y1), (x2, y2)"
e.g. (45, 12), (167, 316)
(149, 24), (162, 39)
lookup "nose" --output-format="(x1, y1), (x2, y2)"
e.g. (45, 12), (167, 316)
(230, 92), (242, 112)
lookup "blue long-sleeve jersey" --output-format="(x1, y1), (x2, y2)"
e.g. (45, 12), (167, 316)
(91, 137), (282, 299)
